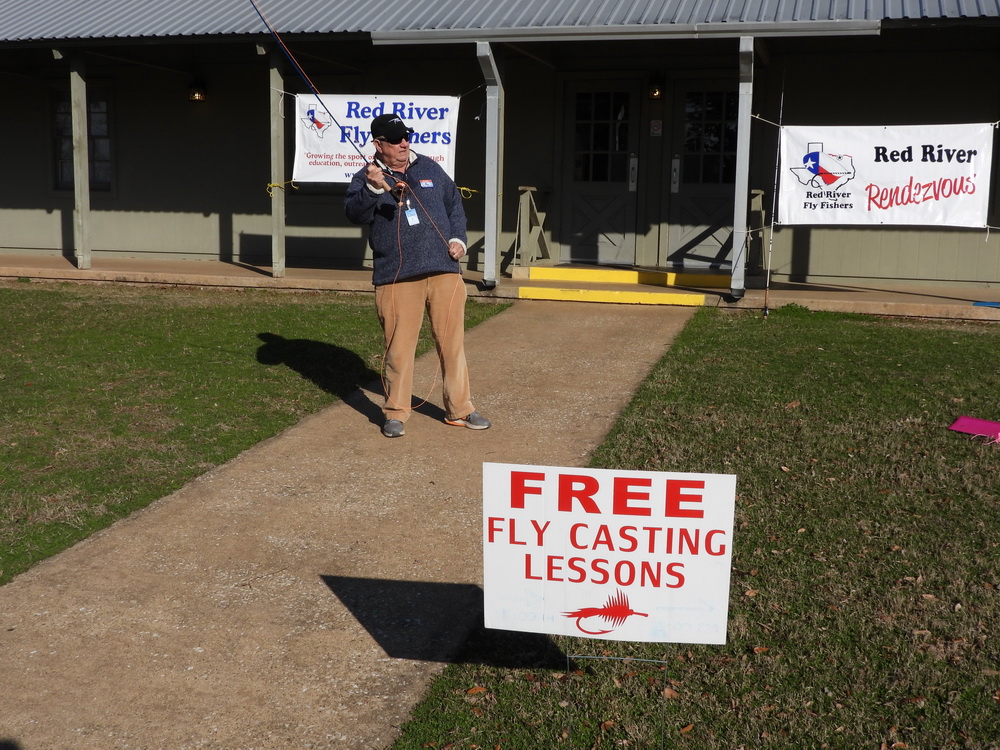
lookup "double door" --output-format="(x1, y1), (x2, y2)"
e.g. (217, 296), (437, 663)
(560, 79), (738, 269)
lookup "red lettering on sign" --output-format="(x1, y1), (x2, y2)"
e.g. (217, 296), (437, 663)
(705, 529), (727, 556)
(613, 476), (653, 516)
(521, 554), (687, 587)
(568, 523), (726, 555)
(524, 554), (542, 580)
(567, 556), (588, 583)
(486, 516), (504, 543)
(510, 471), (545, 509)
(666, 562), (686, 588)
(665, 479), (705, 518)
(557, 474), (601, 513)
(591, 558), (610, 584)
(508, 470), (722, 519)
(488, 517), (551, 546)
(618, 525), (639, 552)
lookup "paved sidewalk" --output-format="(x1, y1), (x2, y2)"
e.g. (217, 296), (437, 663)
(0, 301), (695, 750)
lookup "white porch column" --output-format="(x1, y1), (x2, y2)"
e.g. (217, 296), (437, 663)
(730, 36), (755, 299)
(476, 41), (504, 289)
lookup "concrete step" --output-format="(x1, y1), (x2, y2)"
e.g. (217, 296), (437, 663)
(502, 264), (731, 305)
(510, 280), (708, 306)
(511, 264), (731, 289)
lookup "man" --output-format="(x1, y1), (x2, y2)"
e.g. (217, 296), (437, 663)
(345, 113), (491, 438)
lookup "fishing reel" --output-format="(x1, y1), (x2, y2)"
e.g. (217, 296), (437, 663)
(376, 167), (407, 206)
(389, 179), (407, 206)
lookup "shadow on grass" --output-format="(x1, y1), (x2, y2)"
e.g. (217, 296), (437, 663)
(256, 332), (452, 425)
(256, 333), (384, 424)
(321, 576), (571, 669)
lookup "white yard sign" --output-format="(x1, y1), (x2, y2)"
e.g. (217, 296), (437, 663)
(293, 94), (460, 183)
(779, 123), (994, 227)
(483, 463), (737, 644)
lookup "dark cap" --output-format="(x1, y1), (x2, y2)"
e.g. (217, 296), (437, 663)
(371, 114), (414, 142)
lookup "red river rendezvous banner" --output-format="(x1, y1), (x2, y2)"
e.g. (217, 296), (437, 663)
(483, 463), (737, 644)
(779, 123), (994, 227)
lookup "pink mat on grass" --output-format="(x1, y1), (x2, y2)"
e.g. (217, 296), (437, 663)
(949, 415), (1000, 440)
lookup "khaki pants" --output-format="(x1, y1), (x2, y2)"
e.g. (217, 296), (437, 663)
(374, 272), (474, 422)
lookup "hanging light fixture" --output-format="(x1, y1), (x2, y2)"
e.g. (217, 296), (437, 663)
(188, 81), (207, 102)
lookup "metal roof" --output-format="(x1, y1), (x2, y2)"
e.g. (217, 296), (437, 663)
(0, 0), (997, 44)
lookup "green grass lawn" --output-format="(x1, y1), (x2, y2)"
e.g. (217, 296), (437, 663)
(0, 280), (504, 585)
(2, 283), (998, 748)
(391, 305), (1000, 749)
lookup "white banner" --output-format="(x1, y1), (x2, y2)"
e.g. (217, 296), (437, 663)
(292, 94), (460, 183)
(779, 123), (994, 227)
(483, 463), (736, 644)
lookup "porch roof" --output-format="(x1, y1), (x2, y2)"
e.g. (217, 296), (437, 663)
(0, 0), (997, 45)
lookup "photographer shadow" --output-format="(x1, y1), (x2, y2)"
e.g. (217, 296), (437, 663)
(256, 333), (386, 425)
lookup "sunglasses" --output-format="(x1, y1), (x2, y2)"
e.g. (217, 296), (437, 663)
(376, 134), (412, 145)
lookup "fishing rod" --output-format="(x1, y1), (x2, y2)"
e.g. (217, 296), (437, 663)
(245, 0), (466, 412)
(247, 0), (369, 164)
(248, 0), (417, 206)
(763, 77), (785, 321)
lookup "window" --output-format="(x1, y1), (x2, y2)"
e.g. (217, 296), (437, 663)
(572, 90), (630, 183)
(53, 90), (112, 191)
(682, 90), (738, 185)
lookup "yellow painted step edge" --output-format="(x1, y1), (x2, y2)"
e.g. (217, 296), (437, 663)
(527, 266), (728, 288)
(518, 286), (706, 306)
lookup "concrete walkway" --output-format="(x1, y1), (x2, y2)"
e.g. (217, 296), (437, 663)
(0, 301), (695, 750)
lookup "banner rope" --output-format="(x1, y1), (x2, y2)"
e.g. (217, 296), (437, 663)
(751, 113), (781, 128)
(266, 179), (298, 197)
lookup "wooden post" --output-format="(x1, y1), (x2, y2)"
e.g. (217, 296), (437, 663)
(269, 50), (286, 278)
(70, 55), (91, 270)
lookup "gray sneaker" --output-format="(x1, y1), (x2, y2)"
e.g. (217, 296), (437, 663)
(382, 419), (405, 438)
(445, 411), (491, 430)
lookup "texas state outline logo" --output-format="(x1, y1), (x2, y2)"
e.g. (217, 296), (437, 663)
(301, 102), (330, 137)
(789, 141), (856, 191)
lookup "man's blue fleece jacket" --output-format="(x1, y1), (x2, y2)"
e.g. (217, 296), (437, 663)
(344, 153), (468, 287)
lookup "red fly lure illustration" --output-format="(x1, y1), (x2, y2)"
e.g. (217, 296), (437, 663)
(563, 590), (649, 635)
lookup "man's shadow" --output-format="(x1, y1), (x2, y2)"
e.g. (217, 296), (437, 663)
(256, 333), (387, 425)
(256, 333), (450, 424)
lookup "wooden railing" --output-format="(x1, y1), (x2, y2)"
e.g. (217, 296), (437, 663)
(514, 186), (551, 266)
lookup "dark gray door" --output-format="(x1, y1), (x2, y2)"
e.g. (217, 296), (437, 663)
(667, 84), (738, 268)
(561, 81), (640, 265)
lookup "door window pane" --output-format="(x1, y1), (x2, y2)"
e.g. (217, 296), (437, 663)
(681, 89), (738, 185)
(53, 91), (113, 191)
(572, 90), (631, 183)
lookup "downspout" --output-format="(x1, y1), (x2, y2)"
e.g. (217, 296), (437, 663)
(476, 41), (503, 289)
(730, 36), (754, 300)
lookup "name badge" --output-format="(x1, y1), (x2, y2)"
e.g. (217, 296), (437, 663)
(420, 179), (434, 188)
(405, 207), (420, 226)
